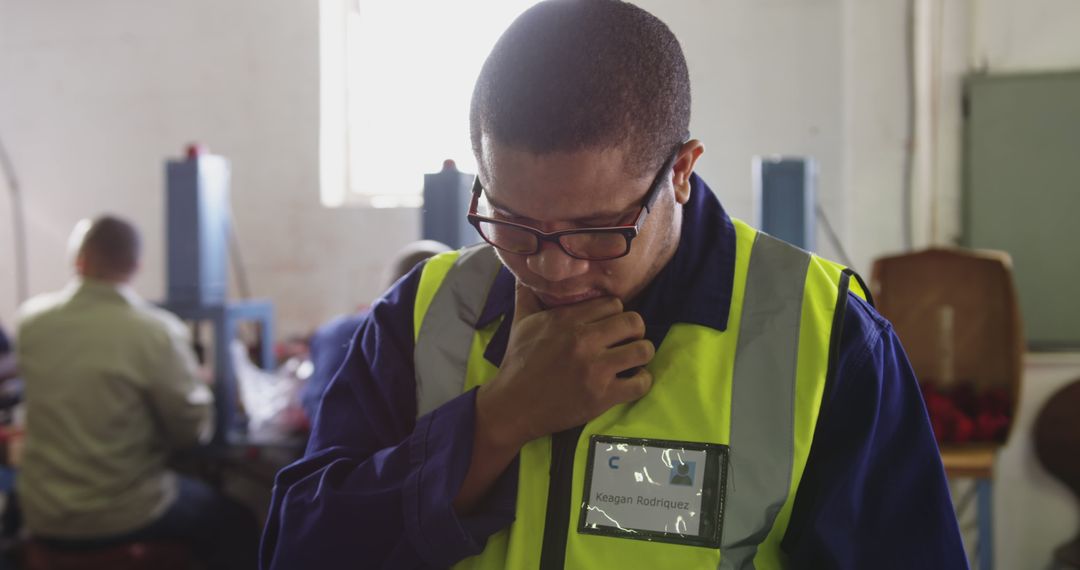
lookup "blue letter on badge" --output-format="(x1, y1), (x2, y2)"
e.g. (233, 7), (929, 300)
(609, 456), (620, 469)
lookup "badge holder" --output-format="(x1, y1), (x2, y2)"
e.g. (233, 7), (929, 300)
(578, 435), (728, 548)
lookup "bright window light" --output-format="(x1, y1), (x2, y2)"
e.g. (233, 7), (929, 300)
(343, 1), (538, 208)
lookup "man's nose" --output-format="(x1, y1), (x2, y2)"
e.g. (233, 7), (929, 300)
(526, 240), (589, 282)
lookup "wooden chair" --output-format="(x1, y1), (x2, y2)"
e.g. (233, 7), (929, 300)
(23, 539), (191, 570)
(1034, 378), (1080, 569)
(872, 247), (1023, 570)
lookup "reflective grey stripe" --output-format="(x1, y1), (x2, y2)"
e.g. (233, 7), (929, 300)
(720, 232), (811, 569)
(414, 244), (502, 417)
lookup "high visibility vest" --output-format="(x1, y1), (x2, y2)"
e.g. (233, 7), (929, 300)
(412, 220), (867, 570)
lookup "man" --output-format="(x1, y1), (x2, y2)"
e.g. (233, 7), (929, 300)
(16, 215), (258, 568)
(0, 323), (14, 384)
(262, 2), (966, 568)
(300, 240), (450, 422)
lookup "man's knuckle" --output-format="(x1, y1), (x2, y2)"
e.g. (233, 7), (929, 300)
(624, 312), (644, 333)
(638, 369), (654, 391)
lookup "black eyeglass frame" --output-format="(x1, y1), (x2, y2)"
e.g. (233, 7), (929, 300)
(466, 148), (682, 261)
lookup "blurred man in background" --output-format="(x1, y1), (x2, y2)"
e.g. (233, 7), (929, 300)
(0, 324), (13, 385)
(301, 240), (450, 422)
(16, 214), (258, 569)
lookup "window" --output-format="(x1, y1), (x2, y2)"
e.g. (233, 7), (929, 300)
(321, 0), (539, 208)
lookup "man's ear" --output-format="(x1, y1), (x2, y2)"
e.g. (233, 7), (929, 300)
(123, 260), (141, 283)
(74, 252), (87, 277)
(671, 140), (704, 205)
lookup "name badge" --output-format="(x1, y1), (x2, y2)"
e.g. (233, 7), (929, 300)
(578, 435), (728, 548)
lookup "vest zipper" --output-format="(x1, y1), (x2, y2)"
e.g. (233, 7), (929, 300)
(538, 424), (585, 570)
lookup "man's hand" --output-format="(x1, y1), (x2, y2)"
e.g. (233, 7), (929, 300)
(479, 282), (655, 450)
(455, 282), (654, 513)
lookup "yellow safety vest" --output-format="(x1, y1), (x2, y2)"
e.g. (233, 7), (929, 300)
(412, 220), (866, 570)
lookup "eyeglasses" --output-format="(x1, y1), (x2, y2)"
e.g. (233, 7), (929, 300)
(467, 149), (681, 261)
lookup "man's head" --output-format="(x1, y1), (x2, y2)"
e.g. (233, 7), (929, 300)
(384, 240), (451, 289)
(470, 0), (704, 306)
(73, 215), (141, 283)
(471, 0), (691, 178)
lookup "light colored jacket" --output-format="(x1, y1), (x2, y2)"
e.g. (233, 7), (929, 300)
(15, 279), (214, 538)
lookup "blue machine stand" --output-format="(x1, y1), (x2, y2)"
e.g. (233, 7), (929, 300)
(159, 299), (274, 444)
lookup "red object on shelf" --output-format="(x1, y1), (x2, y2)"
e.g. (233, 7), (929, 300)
(952, 413), (975, 444)
(921, 381), (1013, 445)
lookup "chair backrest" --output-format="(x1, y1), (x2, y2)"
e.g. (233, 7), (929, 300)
(24, 540), (191, 570)
(1034, 378), (1080, 501)
(871, 248), (1023, 418)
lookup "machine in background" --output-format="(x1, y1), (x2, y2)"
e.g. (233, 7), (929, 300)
(753, 156), (816, 252)
(160, 145), (275, 445)
(422, 159), (481, 250)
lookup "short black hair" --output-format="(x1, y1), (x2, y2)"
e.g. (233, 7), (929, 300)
(470, 0), (691, 177)
(80, 215), (140, 277)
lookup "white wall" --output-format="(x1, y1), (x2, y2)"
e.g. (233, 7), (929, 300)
(975, 0), (1080, 72)
(641, 0), (849, 266)
(0, 0), (419, 337)
(843, 0), (912, 272)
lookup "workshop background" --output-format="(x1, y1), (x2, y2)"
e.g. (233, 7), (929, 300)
(2, 1), (1079, 568)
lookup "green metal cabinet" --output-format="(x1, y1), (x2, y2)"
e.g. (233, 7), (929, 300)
(963, 71), (1080, 350)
